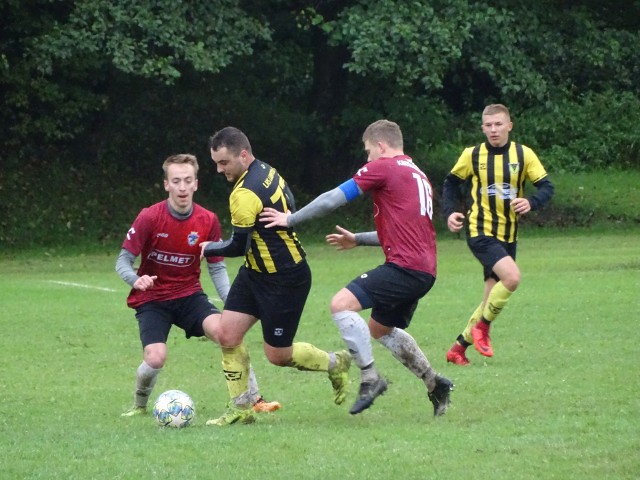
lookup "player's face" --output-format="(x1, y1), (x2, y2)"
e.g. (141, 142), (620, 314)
(164, 163), (198, 213)
(363, 140), (383, 163)
(482, 112), (513, 148)
(211, 147), (249, 182)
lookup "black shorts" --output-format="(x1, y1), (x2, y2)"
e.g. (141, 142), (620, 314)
(134, 291), (220, 348)
(467, 236), (517, 281)
(346, 263), (435, 329)
(224, 262), (312, 348)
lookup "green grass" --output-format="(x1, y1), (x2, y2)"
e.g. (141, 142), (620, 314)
(530, 169), (640, 228)
(1, 231), (639, 479)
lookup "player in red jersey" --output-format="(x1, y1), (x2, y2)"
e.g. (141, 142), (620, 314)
(261, 120), (453, 416)
(116, 154), (279, 417)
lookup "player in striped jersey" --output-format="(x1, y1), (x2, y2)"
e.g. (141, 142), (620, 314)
(442, 104), (554, 365)
(202, 127), (350, 426)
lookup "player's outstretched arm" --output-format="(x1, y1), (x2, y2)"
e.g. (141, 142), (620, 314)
(326, 225), (357, 250)
(260, 182), (360, 228)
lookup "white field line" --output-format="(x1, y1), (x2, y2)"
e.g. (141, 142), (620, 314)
(46, 280), (119, 292)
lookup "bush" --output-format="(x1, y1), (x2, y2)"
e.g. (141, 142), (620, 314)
(516, 91), (640, 172)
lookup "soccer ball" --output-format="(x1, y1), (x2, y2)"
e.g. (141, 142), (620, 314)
(152, 390), (195, 428)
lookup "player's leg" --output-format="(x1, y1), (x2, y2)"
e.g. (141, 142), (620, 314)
(471, 244), (519, 357)
(201, 310), (280, 413)
(332, 268), (395, 415)
(259, 262), (351, 406)
(446, 300), (483, 365)
(206, 310), (258, 426)
(122, 304), (171, 417)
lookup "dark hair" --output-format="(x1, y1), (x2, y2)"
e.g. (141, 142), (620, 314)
(209, 127), (253, 156)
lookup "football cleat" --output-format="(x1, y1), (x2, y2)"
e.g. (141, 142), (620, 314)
(349, 376), (388, 415)
(446, 347), (470, 366)
(206, 403), (256, 426)
(428, 376), (454, 417)
(328, 350), (351, 405)
(471, 322), (494, 357)
(121, 406), (147, 417)
(252, 396), (282, 413)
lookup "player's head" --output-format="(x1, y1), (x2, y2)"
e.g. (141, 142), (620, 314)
(162, 153), (199, 179)
(162, 154), (199, 213)
(209, 127), (253, 156)
(362, 119), (403, 163)
(209, 127), (255, 182)
(481, 104), (513, 148)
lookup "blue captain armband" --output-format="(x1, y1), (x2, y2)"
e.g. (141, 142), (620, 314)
(338, 179), (361, 202)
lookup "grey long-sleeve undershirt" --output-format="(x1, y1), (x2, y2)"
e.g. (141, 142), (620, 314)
(286, 184), (380, 246)
(287, 186), (350, 228)
(115, 249), (230, 304)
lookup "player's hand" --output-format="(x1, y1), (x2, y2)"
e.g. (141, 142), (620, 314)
(447, 212), (465, 233)
(134, 275), (157, 291)
(200, 241), (211, 260)
(511, 197), (531, 215)
(259, 207), (291, 228)
(326, 225), (356, 251)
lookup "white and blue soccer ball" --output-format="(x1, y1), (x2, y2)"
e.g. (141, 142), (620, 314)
(153, 390), (195, 428)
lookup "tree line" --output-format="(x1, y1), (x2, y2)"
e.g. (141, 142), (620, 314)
(1, 0), (638, 247)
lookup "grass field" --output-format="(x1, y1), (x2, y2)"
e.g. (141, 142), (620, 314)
(1, 231), (638, 479)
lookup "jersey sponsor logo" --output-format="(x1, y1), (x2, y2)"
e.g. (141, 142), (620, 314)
(156, 232), (169, 238)
(188, 231), (199, 246)
(483, 183), (518, 200)
(147, 249), (195, 267)
(262, 167), (276, 188)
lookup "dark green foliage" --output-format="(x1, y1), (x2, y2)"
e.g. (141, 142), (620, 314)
(516, 91), (640, 172)
(1, 0), (638, 248)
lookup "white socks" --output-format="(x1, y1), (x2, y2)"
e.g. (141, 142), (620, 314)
(332, 311), (374, 369)
(135, 361), (160, 407)
(377, 328), (436, 390)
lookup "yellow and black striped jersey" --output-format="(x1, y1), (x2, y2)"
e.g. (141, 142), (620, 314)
(450, 141), (548, 242)
(230, 159), (306, 273)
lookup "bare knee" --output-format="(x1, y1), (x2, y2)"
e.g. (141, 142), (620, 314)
(202, 313), (221, 344)
(330, 288), (361, 314)
(264, 344), (292, 367)
(502, 271), (521, 292)
(143, 344), (166, 369)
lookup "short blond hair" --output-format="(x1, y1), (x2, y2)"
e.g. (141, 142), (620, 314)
(482, 104), (511, 120)
(362, 119), (403, 149)
(162, 154), (199, 179)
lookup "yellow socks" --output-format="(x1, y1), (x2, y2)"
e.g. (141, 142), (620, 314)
(221, 343), (250, 400)
(461, 302), (484, 344)
(482, 281), (514, 321)
(289, 342), (330, 371)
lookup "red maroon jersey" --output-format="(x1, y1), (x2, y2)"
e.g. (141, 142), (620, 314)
(122, 200), (224, 308)
(352, 155), (437, 276)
